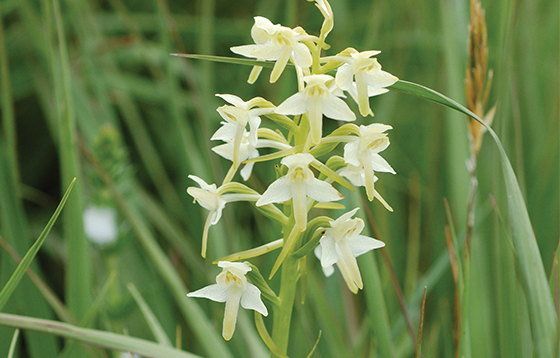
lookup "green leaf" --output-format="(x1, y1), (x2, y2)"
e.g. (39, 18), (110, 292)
(0, 179), (75, 312)
(170, 53), (277, 69)
(128, 283), (173, 347)
(391, 79), (557, 357)
(0, 313), (201, 358)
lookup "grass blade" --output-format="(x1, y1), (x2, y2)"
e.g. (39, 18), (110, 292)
(128, 283), (173, 347)
(390, 79), (557, 357)
(0, 179), (75, 312)
(0, 313), (201, 358)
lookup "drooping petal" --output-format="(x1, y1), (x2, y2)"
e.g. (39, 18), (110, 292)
(362, 151), (375, 201)
(336, 257), (360, 293)
(354, 70), (370, 116)
(336, 238), (363, 290)
(222, 287), (243, 340)
(240, 283), (268, 316)
(307, 96), (324, 144)
(256, 177), (293, 206)
(291, 180), (309, 231)
(270, 47), (292, 83)
(187, 283), (228, 303)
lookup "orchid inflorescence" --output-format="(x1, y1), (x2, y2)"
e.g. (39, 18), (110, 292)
(186, 0), (397, 343)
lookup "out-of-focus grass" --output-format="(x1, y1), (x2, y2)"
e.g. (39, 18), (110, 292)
(0, 0), (558, 357)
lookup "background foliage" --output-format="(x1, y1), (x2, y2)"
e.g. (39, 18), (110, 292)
(0, 0), (558, 357)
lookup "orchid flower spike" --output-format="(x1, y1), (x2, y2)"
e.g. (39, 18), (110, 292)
(275, 74), (355, 144)
(187, 175), (259, 257)
(332, 48), (398, 117)
(340, 124), (395, 206)
(314, 208), (385, 293)
(187, 261), (268, 341)
(256, 153), (343, 231)
(231, 16), (315, 83)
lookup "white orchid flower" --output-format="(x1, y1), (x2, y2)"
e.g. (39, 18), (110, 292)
(215, 94), (272, 170)
(314, 208), (385, 293)
(231, 16), (314, 83)
(275, 74), (356, 144)
(256, 153), (343, 231)
(332, 48), (398, 116)
(187, 261), (268, 341)
(341, 124), (395, 203)
(187, 175), (259, 257)
(212, 123), (292, 181)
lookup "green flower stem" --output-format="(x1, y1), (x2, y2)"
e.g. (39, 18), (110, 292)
(270, 253), (299, 357)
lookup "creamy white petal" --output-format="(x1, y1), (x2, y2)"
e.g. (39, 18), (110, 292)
(275, 92), (308, 115)
(308, 96), (324, 144)
(366, 69), (398, 89)
(256, 177), (292, 206)
(319, 232), (338, 268)
(187, 284), (228, 302)
(367, 87), (390, 97)
(231, 42), (285, 61)
(240, 283), (268, 316)
(339, 166), (365, 187)
(211, 123), (238, 141)
(343, 141), (361, 167)
(252, 17), (277, 42)
(291, 181), (309, 231)
(222, 287), (243, 341)
(240, 160), (255, 181)
(305, 178), (343, 202)
(321, 94), (356, 121)
(247, 113), (262, 147)
(335, 64), (354, 90)
(218, 261), (252, 275)
(188, 175), (214, 191)
(370, 153), (396, 174)
(216, 94), (247, 109)
(350, 235), (385, 257)
(323, 265), (335, 277)
(292, 42), (313, 68)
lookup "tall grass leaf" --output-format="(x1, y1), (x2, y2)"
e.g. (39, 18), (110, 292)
(7, 328), (18, 358)
(170, 53), (277, 68)
(390, 79), (557, 357)
(0, 313), (202, 358)
(128, 283), (173, 347)
(50, 0), (92, 319)
(0, 179), (75, 312)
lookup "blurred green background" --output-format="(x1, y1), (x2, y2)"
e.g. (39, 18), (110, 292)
(0, 0), (558, 357)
